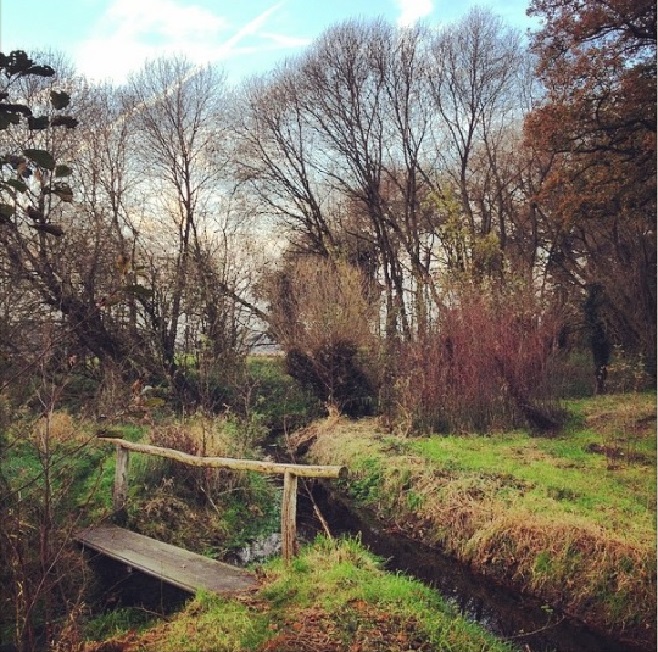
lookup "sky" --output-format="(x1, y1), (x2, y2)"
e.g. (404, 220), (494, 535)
(0, 0), (539, 85)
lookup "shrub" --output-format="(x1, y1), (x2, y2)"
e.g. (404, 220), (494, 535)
(265, 257), (379, 416)
(286, 340), (376, 418)
(395, 281), (564, 434)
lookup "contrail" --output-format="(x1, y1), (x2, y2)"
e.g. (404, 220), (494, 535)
(124, 1), (286, 113)
(213, 1), (286, 60)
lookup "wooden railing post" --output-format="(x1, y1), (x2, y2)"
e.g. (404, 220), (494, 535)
(113, 444), (129, 519)
(281, 471), (298, 562)
(99, 438), (347, 561)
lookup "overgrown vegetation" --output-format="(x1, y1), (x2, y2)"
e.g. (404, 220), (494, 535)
(266, 257), (380, 417)
(246, 355), (323, 434)
(394, 280), (565, 433)
(0, 408), (114, 650)
(0, 408), (284, 650)
(126, 414), (282, 555)
(304, 392), (657, 649)
(0, 0), (655, 648)
(84, 537), (515, 652)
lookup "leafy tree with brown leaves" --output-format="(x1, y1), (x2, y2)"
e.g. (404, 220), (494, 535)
(525, 0), (657, 381)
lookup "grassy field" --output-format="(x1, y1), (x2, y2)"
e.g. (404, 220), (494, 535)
(1, 410), (516, 652)
(303, 392), (657, 647)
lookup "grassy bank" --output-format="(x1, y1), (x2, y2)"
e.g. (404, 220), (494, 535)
(1, 411), (519, 652)
(3, 394), (653, 650)
(302, 393), (657, 648)
(85, 536), (515, 652)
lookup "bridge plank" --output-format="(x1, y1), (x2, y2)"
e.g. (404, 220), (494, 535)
(77, 525), (258, 594)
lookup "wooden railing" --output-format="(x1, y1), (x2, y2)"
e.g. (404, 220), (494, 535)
(104, 438), (347, 562)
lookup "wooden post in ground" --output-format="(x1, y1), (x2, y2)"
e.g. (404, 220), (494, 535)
(100, 439), (347, 560)
(113, 444), (130, 521)
(281, 471), (298, 562)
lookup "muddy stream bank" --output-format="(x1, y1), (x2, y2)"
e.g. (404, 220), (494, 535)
(300, 484), (651, 652)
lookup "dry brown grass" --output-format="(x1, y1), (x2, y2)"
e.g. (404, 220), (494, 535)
(146, 414), (256, 458)
(34, 410), (87, 445)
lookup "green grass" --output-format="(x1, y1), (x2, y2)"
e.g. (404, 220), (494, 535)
(84, 607), (155, 641)
(326, 393), (656, 543)
(0, 417), (148, 525)
(107, 537), (513, 652)
(406, 422), (655, 541)
(304, 392), (657, 643)
(137, 592), (269, 652)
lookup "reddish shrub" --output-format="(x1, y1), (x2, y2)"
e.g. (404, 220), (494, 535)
(395, 283), (564, 433)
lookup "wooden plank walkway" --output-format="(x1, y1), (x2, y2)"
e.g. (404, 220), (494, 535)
(76, 525), (258, 594)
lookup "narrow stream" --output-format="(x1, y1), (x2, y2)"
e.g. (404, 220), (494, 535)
(301, 484), (651, 652)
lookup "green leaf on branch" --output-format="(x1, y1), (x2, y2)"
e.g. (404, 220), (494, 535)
(4, 155), (27, 169)
(54, 165), (72, 178)
(27, 116), (50, 130)
(49, 182), (73, 202)
(0, 102), (32, 117)
(0, 50), (31, 76)
(23, 149), (56, 170)
(25, 64), (55, 78)
(4, 179), (28, 193)
(0, 112), (20, 129)
(50, 90), (70, 110)
(27, 206), (44, 221)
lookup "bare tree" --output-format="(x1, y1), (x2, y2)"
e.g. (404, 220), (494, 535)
(233, 68), (335, 257)
(427, 8), (528, 266)
(129, 56), (228, 372)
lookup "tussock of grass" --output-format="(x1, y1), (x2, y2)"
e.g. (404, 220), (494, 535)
(84, 607), (155, 641)
(305, 393), (657, 642)
(86, 537), (513, 652)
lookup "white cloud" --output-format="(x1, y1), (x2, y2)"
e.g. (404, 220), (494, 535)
(76, 0), (225, 81)
(74, 0), (307, 83)
(396, 0), (434, 27)
(106, 0), (226, 42)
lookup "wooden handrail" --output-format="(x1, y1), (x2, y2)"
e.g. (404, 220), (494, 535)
(104, 438), (347, 478)
(102, 438), (347, 562)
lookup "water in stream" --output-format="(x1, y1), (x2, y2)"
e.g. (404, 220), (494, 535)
(301, 486), (652, 652)
(85, 484), (651, 652)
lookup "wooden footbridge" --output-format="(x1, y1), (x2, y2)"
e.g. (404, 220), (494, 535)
(76, 438), (347, 595)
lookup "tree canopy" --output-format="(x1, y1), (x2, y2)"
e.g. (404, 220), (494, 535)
(525, 0), (656, 374)
(0, 1), (654, 416)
